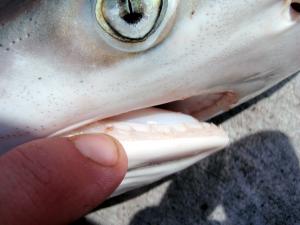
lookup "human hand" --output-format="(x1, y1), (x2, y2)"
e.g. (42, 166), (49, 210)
(0, 134), (128, 225)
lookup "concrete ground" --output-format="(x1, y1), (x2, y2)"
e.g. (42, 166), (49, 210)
(75, 73), (300, 225)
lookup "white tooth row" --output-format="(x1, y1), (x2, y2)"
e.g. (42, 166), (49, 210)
(103, 122), (217, 133)
(65, 120), (224, 140)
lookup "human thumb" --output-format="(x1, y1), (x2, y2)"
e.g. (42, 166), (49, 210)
(0, 134), (128, 225)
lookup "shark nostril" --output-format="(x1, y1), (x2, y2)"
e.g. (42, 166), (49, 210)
(291, 1), (300, 14)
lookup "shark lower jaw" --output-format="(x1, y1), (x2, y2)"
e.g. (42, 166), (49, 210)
(56, 106), (229, 197)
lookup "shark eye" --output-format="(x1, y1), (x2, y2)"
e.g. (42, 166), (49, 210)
(97, 0), (163, 40)
(95, 0), (178, 52)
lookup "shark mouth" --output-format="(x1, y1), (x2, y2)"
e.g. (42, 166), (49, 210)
(57, 94), (231, 197)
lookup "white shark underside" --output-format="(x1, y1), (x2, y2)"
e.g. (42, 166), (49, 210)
(0, 0), (299, 196)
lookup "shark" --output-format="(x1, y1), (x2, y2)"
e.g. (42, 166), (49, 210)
(0, 0), (299, 196)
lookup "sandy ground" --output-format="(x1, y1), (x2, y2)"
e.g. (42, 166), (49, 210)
(74, 73), (300, 225)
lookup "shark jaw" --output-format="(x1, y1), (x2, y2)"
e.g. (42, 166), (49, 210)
(55, 107), (229, 197)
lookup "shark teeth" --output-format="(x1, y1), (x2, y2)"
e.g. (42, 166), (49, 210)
(69, 121), (224, 139)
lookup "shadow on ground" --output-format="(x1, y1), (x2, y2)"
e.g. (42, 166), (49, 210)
(128, 131), (300, 225)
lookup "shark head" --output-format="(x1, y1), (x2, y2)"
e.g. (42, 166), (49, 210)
(0, 0), (299, 195)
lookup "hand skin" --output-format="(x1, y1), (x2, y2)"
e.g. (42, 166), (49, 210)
(0, 134), (128, 225)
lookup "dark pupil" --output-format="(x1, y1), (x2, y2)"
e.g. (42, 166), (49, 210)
(122, 12), (143, 24)
(119, 0), (144, 24)
(291, 2), (300, 13)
